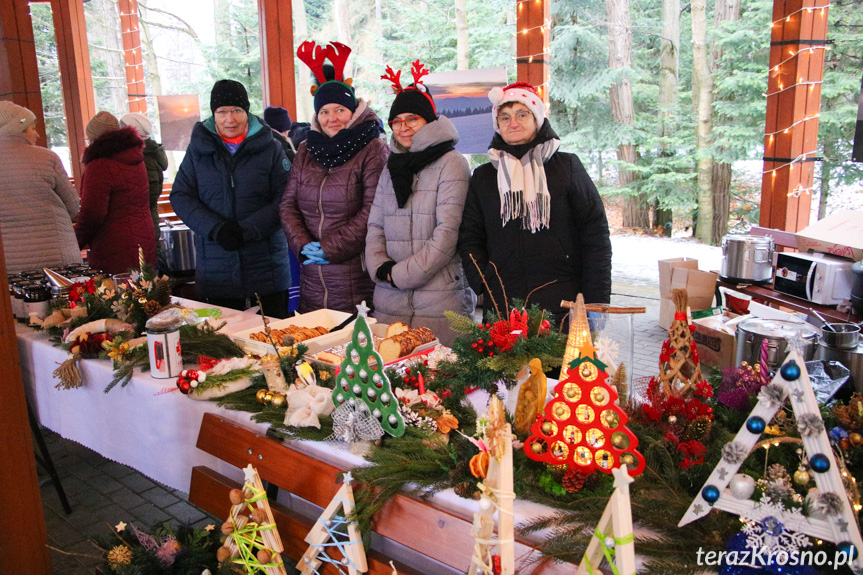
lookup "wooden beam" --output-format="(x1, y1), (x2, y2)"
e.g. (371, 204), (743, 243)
(118, 0), (146, 113)
(192, 414), (572, 574)
(0, 230), (51, 573)
(759, 0), (829, 232)
(259, 0), (297, 120)
(516, 0), (550, 104)
(51, 0), (95, 187)
(0, 0), (47, 147)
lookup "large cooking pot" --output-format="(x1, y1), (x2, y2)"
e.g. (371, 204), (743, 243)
(159, 222), (196, 274)
(817, 341), (863, 393)
(735, 318), (819, 371)
(720, 234), (775, 284)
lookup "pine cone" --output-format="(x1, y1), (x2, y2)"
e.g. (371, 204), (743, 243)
(684, 415), (712, 441)
(144, 300), (163, 317)
(561, 468), (587, 493)
(153, 277), (171, 306)
(454, 481), (479, 499)
(583, 471), (601, 491)
(766, 463), (791, 484)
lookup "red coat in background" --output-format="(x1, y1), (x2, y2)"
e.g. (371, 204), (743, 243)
(76, 127), (156, 275)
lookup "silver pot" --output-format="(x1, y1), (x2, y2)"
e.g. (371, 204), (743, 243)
(720, 234), (775, 284)
(159, 222), (196, 273)
(816, 341), (863, 393)
(735, 318), (819, 371)
(821, 323), (861, 350)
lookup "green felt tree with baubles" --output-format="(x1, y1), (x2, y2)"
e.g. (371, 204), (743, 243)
(331, 302), (405, 437)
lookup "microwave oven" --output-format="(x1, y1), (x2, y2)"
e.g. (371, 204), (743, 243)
(773, 252), (855, 306)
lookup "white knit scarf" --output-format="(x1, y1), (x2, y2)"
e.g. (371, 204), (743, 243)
(488, 138), (560, 233)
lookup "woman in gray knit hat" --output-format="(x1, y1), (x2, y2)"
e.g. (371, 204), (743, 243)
(0, 101), (82, 273)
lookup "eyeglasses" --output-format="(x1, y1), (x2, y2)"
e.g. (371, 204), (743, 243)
(215, 108), (246, 118)
(497, 110), (533, 125)
(390, 116), (422, 130)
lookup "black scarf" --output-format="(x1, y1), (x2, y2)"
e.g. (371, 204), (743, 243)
(387, 140), (455, 208)
(488, 119), (558, 160)
(306, 119), (382, 168)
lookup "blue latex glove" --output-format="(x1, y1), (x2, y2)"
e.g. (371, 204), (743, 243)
(301, 241), (325, 259)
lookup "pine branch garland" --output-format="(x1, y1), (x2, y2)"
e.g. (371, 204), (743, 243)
(444, 310), (478, 334)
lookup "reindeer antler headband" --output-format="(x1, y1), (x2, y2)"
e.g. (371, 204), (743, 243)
(297, 40), (354, 95)
(380, 60), (435, 109)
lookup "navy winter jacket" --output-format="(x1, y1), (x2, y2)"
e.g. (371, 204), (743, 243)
(170, 116), (291, 300)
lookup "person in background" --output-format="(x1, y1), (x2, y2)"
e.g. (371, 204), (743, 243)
(458, 82), (612, 319)
(365, 62), (475, 346)
(280, 41), (387, 313)
(0, 101), (82, 273)
(76, 111), (156, 275)
(120, 112), (168, 242)
(263, 105), (296, 162)
(171, 80), (291, 317)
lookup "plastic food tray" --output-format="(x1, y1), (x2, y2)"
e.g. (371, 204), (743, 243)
(230, 309), (372, 356)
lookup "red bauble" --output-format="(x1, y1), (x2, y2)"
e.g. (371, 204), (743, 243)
(177, 379), (191, 394)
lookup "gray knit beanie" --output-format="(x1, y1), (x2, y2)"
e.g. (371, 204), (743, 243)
(0, 101), (36, 136)
(120, 112), (152, 138)
(86, 111), (120, 142)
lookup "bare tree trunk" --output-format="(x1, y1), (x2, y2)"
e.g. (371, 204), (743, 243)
(709, 0), (740, 244)
(818, 141), (833, 219)
(138, 4), (178, 175)
(455, 0), (469, 70)
(333, 0), (353, 78)
(607, 0), (647, 228)
(654, 0), (680, 236)
(691, 0), (714, 244)
(214, 0), (231, 46)
(92, 0), (128, 114)
(292, 0), (314, 123)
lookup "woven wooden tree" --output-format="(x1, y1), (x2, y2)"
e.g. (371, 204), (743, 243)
(524, 341), (645, 477)
(216, 465), (287, 575)
(659, 288), (704, 396)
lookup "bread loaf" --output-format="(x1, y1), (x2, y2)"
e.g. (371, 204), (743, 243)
(249, 325), (329, 344)
(378, 326), (436, 363)
(386, 321), (410, 338)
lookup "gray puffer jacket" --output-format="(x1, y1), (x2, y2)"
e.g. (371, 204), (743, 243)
(366, 116), (475, 346)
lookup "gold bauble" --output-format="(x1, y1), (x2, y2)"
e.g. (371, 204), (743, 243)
(263, 391), (274, 404)
(793, 469), (810, 485)
(255, 389), (269, 404)
(611, 434), (627, 448)
(850, 433), (863, 446)
(542, 422), (553, 434)
(269, 393), (287, 409)
(531, 441), (544, 454)
(620, 454), (635, 466)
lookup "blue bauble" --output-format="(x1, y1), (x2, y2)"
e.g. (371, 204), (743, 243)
(809, 453), (831, 473)
(837, 541), (858, 561)
(702, 485), (721, 504)
(781, 360), (801, 381)
(746, 416), (766, 434)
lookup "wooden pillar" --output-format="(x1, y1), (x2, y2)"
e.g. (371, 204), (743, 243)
(118, 0), (146, 113)
(759, 0), (829, 232)
(258, 0), (297, 120)
(516, 0), (550, 105)
(0, 0), (48, 148)
(51, 0), (95, 186)
(0, 230), (52, 573)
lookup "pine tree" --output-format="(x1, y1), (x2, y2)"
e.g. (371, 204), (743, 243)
(332, 302), (405, 437)
(525, 341), (645, 476)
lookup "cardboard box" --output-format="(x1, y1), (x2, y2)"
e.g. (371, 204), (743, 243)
(657, 258), (718, 329)
(795, 210), (863, 262)
(692, 311), (738, 369)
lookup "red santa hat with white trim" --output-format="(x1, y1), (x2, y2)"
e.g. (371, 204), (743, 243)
(488, 82), (546, 133)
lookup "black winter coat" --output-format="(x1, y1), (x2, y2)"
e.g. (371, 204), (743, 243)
(458, 151), (612, 318)
(170, 116), (291, 300)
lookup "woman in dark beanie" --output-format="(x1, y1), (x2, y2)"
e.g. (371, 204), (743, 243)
(76, 111), (156, 274)
(280, 41), (388, 313)
(365, 61), (475, 346)
(171, 79), (291, 316)
(457, 82), (612, 318)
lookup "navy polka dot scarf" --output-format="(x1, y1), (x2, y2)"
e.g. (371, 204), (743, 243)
(305, 119), (382, 168)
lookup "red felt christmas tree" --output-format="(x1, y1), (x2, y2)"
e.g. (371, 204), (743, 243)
(524, 341), (646, 476)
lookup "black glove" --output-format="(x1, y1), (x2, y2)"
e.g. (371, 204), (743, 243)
(376, 261), (398, 289)
(215, 221), (245, 251)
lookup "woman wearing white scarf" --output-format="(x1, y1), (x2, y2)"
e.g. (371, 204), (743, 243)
(457, 82), (612, 318)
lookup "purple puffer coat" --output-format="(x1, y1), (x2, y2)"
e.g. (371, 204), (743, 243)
(280, 101), (388, 313)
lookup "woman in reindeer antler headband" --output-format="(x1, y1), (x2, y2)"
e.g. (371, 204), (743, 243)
(364, 60), (476, 346)
(280, 41), (388, 313)
(456, 82), (612, 318)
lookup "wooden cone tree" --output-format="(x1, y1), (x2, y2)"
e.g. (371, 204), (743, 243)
(561, 294), (592, 379)
(659, 288), (704, 396)
(577, 465), (637, 575)
(525, 342), (645, 476)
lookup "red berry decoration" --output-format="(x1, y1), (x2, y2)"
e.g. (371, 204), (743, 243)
(485, 323), (491, 329)
(478, 339), (484, 345)
(489, 352), (495, 357)
(472, 342), (478, 349)
(477, 324), (484, 329)
(478, 347), (484, 353)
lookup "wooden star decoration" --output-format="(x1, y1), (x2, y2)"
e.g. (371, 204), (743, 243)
(243, 463), (258, 484)
(115, 521), (127, 532)
(204, 524), (215, 531)
(343, 471), (354, 486)
(612, 465), (634, 490)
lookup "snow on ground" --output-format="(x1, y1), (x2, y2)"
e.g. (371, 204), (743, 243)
(611, 234), (722, 289)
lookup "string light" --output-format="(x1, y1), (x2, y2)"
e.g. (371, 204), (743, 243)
(763, 113), (820, 137)
(769, 2), (830, 25)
